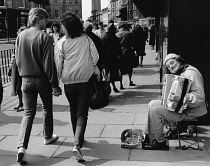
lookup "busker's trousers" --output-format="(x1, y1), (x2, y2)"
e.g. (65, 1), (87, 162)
(144, 100), (194, 141)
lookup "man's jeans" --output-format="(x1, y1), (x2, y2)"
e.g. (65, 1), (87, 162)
(64, 82), (90, 147)
(17, 77), (53, 149)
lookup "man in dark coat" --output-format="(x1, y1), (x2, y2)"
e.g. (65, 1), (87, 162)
(116, 22), (136, 88)
(149, 24), (156, 49)
(132, 24), (147, 66)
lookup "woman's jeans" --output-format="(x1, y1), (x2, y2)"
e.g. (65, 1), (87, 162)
(17, 77), (53, 149)
(64, 82), (90, 148)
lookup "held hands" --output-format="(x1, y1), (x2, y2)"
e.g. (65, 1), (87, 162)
(52, 87), (62, 97)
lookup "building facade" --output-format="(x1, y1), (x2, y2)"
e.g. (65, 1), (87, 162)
(0, 0), (82, 37)
(46, 0), (82, 24)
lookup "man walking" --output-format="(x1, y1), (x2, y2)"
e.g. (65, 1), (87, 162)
(15, 8), (62, 165)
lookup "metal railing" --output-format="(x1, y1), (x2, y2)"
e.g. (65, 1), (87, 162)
(0, 49), (14, 85)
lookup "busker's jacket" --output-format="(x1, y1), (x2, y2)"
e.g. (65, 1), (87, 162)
(15, 28), (59, 88)
(179, 65), (207, 117)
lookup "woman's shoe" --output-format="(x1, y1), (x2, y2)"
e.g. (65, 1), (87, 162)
(17, 147), (27, 165)
(113, 87), (120, 93)
(72, 145), (84, 161)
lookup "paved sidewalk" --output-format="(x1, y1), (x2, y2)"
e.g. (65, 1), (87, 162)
(1, 46), (210, 166)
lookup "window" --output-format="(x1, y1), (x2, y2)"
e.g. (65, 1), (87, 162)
(54, 10), (58, 18)
(18, 0), (25, 7)
(54, 0), (57, 4)
(75, 10), (78, 16)
(69, 0), (72, 4)
(0, 0), (4, 6)
(75, 0), (78, 5)
(63, 0), (66, 4)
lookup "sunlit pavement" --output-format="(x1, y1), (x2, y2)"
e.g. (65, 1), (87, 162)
(1, 44), (210, 166)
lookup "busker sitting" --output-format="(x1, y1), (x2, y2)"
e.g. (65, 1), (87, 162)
(142, 53), (207, 150)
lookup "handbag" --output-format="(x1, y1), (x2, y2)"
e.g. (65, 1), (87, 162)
(89, 74), (109, 109)
(129, 50), (139, 68)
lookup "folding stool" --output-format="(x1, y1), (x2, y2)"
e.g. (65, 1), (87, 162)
(176, 118), (200, 150)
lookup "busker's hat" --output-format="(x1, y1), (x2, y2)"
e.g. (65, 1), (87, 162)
(164, 53), (180, 65)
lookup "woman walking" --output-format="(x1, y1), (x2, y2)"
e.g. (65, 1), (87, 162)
(54, 12), (100, 161)
(102, 24), (122, 92)
(116, 22), (136, 89)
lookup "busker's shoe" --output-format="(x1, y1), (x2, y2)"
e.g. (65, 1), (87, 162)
(72, 145), (84, 161)
(17, 147), (27, 165)
(44, 134), (59, 145)
(143, 139), (169, 150)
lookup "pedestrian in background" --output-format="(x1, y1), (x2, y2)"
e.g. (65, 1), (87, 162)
(149, 24), (156, 50)
(7, 26), (28, 112)
(50, 22), (62, 44)
(15, 8), (62, 165)
(54, 12), (99, 161)
(92, 22), (99, 35)
(132, 24), (147, 67)
(116, 22), (136, 89)
(95, 21), (106, 40)
(102, 24), (122, 93)
(83, 21), (104, 74)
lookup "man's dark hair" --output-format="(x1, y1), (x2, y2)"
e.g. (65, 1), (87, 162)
(59, 12), (83, 38)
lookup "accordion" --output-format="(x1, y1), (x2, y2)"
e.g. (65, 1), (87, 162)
(161, 74), (192, 113)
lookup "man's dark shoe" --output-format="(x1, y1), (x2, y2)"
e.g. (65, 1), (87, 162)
(143, 139), (169, 150)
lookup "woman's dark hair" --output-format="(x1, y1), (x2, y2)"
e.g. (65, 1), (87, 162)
(59, 12), (83, 38)
(51, 22), (60, 33)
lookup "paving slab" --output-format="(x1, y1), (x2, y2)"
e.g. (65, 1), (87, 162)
(53, 123), (105, 138)
(112, 105), (148, 113)
(134, 112), (149, 124)
(53, 137), (130, 161)
(87, 112), (135, 125)
(101, 124), (145, 138)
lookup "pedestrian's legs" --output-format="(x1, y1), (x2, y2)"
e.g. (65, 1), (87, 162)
(140, 56), (143, 66)
(37, 78), (53, 139)
(64, 84), (78, 135)
(17, 78), (38, 149)
(128, 69), (135, 86)
(74, 83), (90, 147)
